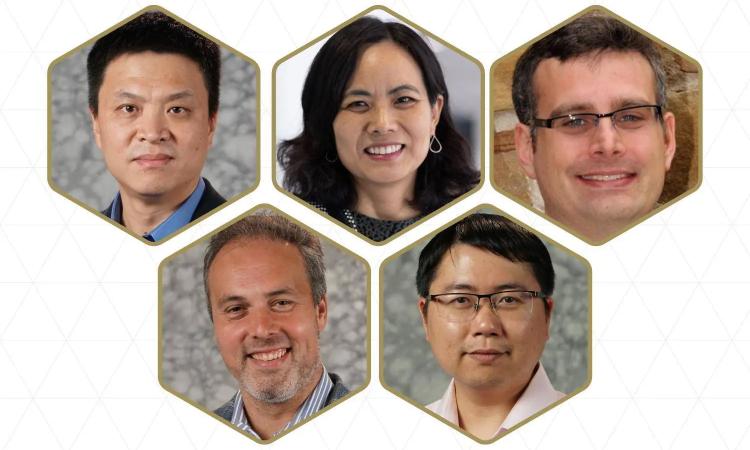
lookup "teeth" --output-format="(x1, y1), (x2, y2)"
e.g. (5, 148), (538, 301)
(251, 348), (287, 361)
(581, 174), (629, 181)
(366, 144), (402, 155)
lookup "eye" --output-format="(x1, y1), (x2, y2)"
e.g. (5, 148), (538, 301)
(223, 303), (247, 317)
(168, 106), (188, 114)
(617, 112), (645, 122)
(343, 100), (369, 112)
(559, 115), (590, 128)
(394, 96), (417, 106)
(117, 104), (137, 114)
(441, 295), (474, 309)
(270, 299), (295, 312)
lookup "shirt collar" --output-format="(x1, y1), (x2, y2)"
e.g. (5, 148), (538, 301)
(108, 178), (205, 242)
(229, 366), (334, 440)
(428, 363), (565, 438)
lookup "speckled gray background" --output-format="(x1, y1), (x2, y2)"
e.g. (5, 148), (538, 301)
(50, 44), (257, 210)
(160, 222), (368, 411)
(382, 215), (590, 405)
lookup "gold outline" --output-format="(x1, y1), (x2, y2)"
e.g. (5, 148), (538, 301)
(489, 4), (703, 246)
(270, 4), (485, 246)
(156, 203), (372, 445)
(378, 203), (593, 444)
(46, 4), (262, 246)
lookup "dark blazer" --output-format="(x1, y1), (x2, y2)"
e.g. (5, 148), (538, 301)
(102, 177), (226, 222)
(213, 372), (350, 422)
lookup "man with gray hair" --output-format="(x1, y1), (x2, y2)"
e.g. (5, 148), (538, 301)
(203, 212), (348, 440)
(512, 13), (677, 242)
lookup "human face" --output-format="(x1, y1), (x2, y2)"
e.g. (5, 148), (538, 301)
(515, 51), (676, 240)
(332, 41), (443, 192)
(418, 244), (552, 393)
(91, 51), (217, 204)
(207, 238), (327, 404)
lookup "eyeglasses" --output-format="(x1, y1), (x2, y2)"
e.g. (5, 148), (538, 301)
(428, 290), (546, 323)
(531, 105), (662, 136)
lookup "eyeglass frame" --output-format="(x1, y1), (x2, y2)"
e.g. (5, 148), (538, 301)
(427, 290), (548, 322)
(530, 104), (663, 132)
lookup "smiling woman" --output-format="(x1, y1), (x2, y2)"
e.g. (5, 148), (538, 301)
(277, 15), (480, 242)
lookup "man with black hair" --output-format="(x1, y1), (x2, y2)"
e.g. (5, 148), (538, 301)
(512, 14), (676, 242)
(87, 11), (225, 241)
(417, 213), (564, 440)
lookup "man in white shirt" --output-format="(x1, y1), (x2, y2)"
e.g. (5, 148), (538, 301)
(416, 213), (565, 440)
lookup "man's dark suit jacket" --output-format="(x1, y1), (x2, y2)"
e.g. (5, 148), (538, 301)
(213, 372), (350, 422)
(102, 177), (226, 223)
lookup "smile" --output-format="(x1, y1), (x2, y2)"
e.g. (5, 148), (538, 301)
(364, 144), (403, 155)
(250, 348), (287, 361)
(579, 173), (632, 181)
(577, 171), (636, 188)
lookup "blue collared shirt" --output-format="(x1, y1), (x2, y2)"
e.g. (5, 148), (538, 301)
(108, 178), (205, 242)
(230, 366), (334, 439)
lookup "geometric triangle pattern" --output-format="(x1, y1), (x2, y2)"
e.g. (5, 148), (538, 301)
(2, 0), (750, 449)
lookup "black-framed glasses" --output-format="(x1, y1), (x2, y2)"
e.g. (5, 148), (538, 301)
(428, 290), (546, 323)
(531, 105), (662, 136)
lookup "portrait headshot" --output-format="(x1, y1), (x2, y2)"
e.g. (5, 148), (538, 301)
(491, 8), (700, 244)
(159, 209), (368, 442)
(49, 8), (258, 243)
(275, 7), (482, 243)
(382, 210), (590, 442)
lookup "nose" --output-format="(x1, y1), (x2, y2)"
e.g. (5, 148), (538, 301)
(470, 298), (504, 337)
(248, 308), (279, 339)
(589, 117), (625, 157)
(366, 105), (397, 135)
(136, 108), (170, 143)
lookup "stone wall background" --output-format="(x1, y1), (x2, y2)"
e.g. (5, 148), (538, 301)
(50, 45), (257, 210)
(160, 230), (368, 411)
(381, 214), (590, 405)
(491, 21), (700, 210)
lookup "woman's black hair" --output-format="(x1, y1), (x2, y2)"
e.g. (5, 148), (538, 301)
(277, 16), (479, 214)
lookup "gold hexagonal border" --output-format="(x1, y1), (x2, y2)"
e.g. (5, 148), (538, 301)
(379, 203), (593, 444)
(271, 4), (485, 246)
(156, 202), (372, 444)
(489, 5), (703, 246)
(46, 4), (262, 246)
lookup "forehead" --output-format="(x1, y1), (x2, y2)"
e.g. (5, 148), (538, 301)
(533, 50), (657, 114)
(207, 238), (311, 299)
(347, 40), (425, 90)
(99, 51), (207, 93)
(430, 243), (539, 290)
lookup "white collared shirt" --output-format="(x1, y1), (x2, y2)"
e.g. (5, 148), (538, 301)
(426, 363), (565, 437)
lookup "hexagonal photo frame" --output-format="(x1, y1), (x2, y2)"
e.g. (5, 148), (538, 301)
(380, 204), (591, 443)
(48, 5), (259, 244)
(491, 5), (701, 245)
(158, 204), (370, 443)
(273, 5), (484, 245)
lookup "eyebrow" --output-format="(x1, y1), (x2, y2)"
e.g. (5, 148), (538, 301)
(342, 84), (421, 98)
(113, 90), (195, 102)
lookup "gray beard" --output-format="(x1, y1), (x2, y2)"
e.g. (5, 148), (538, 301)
(241, 358), (322, 405)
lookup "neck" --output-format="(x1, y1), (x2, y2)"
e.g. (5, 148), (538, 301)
(240, 366), (323, 440)
(454, 368), (535, 440)
(118, 179), (198, 235)
(353, 178), (420, 221)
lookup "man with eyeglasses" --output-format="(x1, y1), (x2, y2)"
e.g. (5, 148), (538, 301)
(417, 213), (564, 440)
(511, 14), (677, 243)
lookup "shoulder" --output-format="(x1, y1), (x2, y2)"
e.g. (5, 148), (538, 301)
(324, 372), (350, 406)
(213, 395), (237, 421)
(192, 178), (227, 220)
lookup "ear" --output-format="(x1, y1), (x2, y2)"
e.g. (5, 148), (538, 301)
(89, 108), (103, 150)
(515, 123), (537, 179)
(661, 111), (677, 171)
(543, 297), (554, 339)
(418, 297), (430, 341)
(430, 94), (444, 133)
(207, 112), (218, 149)
(315, 294), (328, 332)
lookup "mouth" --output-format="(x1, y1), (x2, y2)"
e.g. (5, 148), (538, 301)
(364, 144), (404, 160)
(249, 348), (288, 361)
(465, 348), (510, 364)
(577, 171), (636, 188)
(133, 154), (173, 168)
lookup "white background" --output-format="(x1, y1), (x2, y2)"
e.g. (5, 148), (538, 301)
(1, 0), (749, 449)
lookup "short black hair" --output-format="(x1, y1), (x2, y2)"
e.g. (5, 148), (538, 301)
(87, 10), (221, 117)
(203, 212), (326, 321)
(278, 16), (478, 215)
(416, 213), (554, 315)
(512, 13), (666, 127)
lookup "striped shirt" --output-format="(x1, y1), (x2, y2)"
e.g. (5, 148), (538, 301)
(230, 367), (334, 439)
